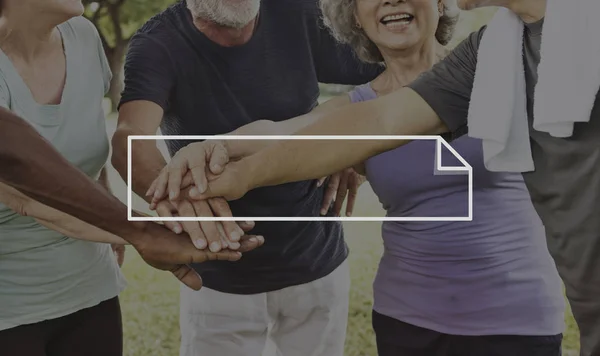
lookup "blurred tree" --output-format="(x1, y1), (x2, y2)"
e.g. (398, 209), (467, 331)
(82, 0), (175, 112)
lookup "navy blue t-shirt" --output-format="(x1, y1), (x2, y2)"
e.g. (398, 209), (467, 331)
(120, 0), (382, 294)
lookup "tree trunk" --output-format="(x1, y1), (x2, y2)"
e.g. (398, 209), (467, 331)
(107, 43), (127, 113)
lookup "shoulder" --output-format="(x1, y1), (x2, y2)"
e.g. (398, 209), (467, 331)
(133, 2), (185, 41)
(61, 16), (101, 43)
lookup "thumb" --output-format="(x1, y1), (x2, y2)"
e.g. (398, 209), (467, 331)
(209, 142), (230, 175)
(171, 264), (203, 291)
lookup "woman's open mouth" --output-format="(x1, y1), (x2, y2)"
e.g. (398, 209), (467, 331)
(380, 13), (414, 31)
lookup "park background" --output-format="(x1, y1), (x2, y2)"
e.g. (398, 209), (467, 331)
(84, 1), (580, 355)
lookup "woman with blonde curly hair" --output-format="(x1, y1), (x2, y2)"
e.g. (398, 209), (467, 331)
(149, 0), (565, 354)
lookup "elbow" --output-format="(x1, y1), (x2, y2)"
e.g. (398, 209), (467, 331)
(110, 126), (133, 176)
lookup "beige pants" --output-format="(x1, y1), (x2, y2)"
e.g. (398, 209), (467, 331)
(179, 261), (350, 356)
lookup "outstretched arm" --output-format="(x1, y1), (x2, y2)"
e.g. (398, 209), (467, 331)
(190, 87), (447, 201)
(0, 107), (265, 290)
(247, 88), (446, 188)
(0, 181), (127, 245)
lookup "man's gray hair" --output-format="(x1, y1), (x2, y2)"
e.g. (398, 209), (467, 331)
(186, 0), (260, 29)
(319, 0), (460, 63)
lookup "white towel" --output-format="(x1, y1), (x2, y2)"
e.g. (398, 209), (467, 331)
(467, 0), (600, 172)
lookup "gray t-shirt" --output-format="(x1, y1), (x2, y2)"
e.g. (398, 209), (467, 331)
(0, 17), (126, 330)
(408, 19), (600, 284)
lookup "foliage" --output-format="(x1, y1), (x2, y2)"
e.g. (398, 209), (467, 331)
(82, 0), (175, 47)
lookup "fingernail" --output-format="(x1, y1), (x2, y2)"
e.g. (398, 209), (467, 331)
(230, 242), (240, 249)
(174, 226), (182, 234)
(245, 221), (253, 225)
(230, 231), (241, 242)
(347, 212), (352, 217)
(256, 236), (264, 243)
(169, 191), (176, 200)
(320, 209), (326, 215)
(154, 190), (162, 199)
(189, 188), (199, 197)
(194, 239), (206, 249)
(145, 188), (152, 196)
(210, 242), (221, 252)
(211, 164), (221, 171)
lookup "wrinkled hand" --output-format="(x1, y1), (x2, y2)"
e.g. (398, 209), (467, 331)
(185, 160), (252, 202)
(147, 140), (230, 204)
(318, 168), (366, 217)
(151, 186), (254, 253)
(133, 222), (264, 291)
(111, 244), (125, 267)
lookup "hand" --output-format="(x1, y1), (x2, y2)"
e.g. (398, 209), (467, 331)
(147, 140), (230, 204)
(152, 186), (249, 252)
(187, 160), (252, 202)
(318, 168), (366, 217)
(132, 222), (265, 291)
(111, 244), (125, 267)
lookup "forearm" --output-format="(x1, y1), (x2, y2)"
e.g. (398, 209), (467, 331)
(0, 181), (127, 244)
(246, 88), (446, 189)
(35, 215), (128, 245)
(112, 129), (167, 203)
(223, 99), (346, 158)
(0, 107), (148, 243)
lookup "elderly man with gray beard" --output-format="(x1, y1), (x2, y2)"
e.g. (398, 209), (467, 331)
(110, 0), (381, 355)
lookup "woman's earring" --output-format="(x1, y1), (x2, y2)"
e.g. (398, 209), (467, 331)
(356, 22), (362, 29)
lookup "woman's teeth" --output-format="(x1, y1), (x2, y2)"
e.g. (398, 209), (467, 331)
(381, 14), (414, 27)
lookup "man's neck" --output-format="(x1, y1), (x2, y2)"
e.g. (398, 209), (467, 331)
(193, 15), (258, 47)
(507, 0), (546, 23)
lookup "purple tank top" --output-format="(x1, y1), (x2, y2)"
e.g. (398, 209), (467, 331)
(349, 83), (564, 335)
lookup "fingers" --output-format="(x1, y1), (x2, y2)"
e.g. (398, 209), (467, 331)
(187, 248), (242, 263)
(332, 172), (349, 216)
(191, 200), (225, 252)
(170, 264), (203, 291)
(208, 198), (243, 243)
(176, 200), (209, 250)
(346, 176), (359, 217)
(155, 201), (183, 234)
(237, 234), (265, 253)
(208, 141), (229, 175)
(181, 171), (195, 189)
(321, 173), (340, 215)
(167, 157), (188, 201)
(149, 168), (170, 210)
(238, 220), (255, 232)
(316, 176), (327, 187)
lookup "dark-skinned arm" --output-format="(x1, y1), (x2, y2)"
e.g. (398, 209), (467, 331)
(0, 107), (265, 290)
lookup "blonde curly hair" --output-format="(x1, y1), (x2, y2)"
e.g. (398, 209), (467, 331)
(319, 0), (460, 63)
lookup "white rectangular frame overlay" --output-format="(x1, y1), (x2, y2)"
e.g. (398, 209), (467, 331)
(127, 135), (473, 222)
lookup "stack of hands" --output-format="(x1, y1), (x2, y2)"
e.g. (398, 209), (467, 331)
(145, 139), (366, 253)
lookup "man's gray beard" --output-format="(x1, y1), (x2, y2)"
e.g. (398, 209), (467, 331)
(187, 0), (261, 28)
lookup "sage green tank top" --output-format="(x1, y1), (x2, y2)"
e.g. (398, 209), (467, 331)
(0, 16), (126, 330)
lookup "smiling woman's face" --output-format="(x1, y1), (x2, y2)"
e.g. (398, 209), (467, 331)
(355, 0), (442, 54)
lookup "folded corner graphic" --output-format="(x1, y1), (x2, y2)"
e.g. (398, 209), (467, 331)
(127, 135), (473, 222)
